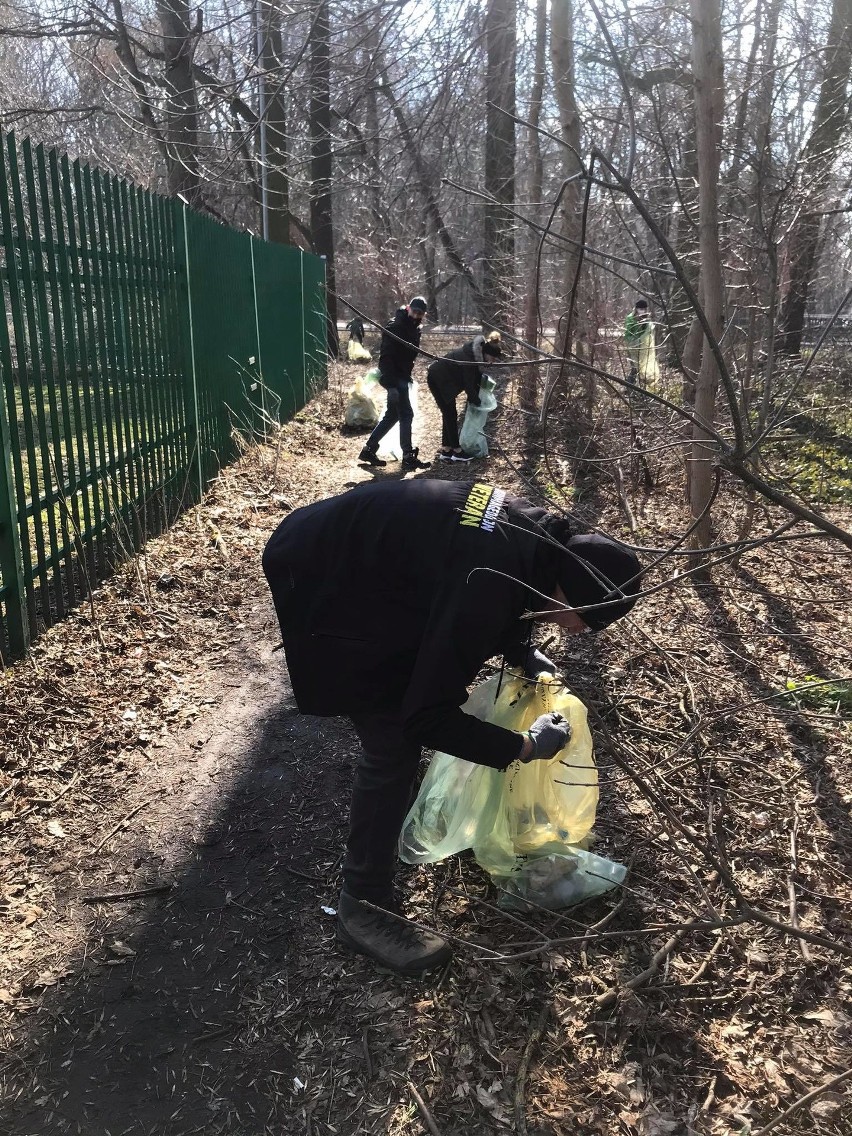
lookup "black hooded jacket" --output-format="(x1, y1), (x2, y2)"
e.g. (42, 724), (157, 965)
(427, 335), (494, 403)
(377, 307), (422, 387)
(262, 479), (571, 770)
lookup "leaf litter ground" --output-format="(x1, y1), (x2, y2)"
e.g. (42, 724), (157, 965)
(0, 352), (850, 1136)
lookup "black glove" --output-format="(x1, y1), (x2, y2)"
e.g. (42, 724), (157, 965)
(524, 712), (572, 761)
(522, 646), (557, 680)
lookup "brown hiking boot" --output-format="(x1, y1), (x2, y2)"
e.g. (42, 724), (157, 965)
(336, 892), (452, 975)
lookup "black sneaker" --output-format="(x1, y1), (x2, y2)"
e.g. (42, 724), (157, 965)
(401, 448), (431, 471)
(336, 892), (452, 975)
(359, 446), (387, 467)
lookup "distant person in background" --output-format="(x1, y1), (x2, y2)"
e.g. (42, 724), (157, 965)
(346, 317), (365, 346)
(345, 316), (371, 363)
(358, 296), (431, 472)
(426, 332), (503, 461)
(624, 298), (656, 386)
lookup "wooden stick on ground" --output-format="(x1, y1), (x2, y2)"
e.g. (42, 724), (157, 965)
(83, 884), (172, 904)
(93, 794), (164, 853)
(514, 1002), (551, 1136)
(407, 1081), (442, 1136)
(751, 1066), (852, 1136)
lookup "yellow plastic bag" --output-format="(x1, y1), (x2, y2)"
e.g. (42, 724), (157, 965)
(400, 672), (597, 871)
(347, 339), (371, 363)
(344, 374), (380, 428)
(399, 672), (625, 908)
(638, 324), (660, 385)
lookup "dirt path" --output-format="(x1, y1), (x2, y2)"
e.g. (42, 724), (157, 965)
(1, 358), (851, 1136)
(0, 361), (535, 1136)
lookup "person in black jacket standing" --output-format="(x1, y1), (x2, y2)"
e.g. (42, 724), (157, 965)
(427, 331), (503, 461)
(345, 316), (365, 345)
(263, 479), (643, 974)
(359, 296), (431, 472)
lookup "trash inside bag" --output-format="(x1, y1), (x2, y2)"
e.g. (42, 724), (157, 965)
(399, 671), (625, 910)
(495, 850), (626, 912)
(459, 375), (498, 458)
(344, 373), (380, 429)
(347, 339), (371, 363)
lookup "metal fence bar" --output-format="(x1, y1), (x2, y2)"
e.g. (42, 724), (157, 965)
(34, 142), (81, 614)
(0, 129), (327, 659)
(0, 134), (43, 632)
(22, 139), (71, 622)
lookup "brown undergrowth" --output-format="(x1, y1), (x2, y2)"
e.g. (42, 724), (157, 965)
(0, 352), (850, 1135)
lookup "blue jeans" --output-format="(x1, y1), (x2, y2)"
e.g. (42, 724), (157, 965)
(366, 380), (413, 454)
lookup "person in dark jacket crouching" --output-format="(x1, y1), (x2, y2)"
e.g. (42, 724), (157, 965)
(427, 331), (503, 461)
(359, 296), (431, 472)
(262, 478), (642, 975)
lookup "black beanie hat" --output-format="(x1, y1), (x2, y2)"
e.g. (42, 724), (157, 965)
(557, 534), (643, 630)
(408, 296), (428, 313)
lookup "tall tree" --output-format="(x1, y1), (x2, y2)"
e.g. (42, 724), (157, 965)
(550, 0), (583, 358)
(483, 0), (517, 331)
(779, 0), (852, 354)
(262, 0), (292, 245)
(309, 0), (338, 354)
(156, 0), (202, 204)
(688, 0), (725, 552)
(522, 0), (547, 368)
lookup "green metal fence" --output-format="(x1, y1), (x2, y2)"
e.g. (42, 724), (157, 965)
(0, 130), (327, 662)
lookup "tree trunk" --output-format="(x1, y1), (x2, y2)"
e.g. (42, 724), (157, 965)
(263, 1), (292, 245)
(522, 0), (547, 386)
(779, 0), (852, 354)
(363, 25), (397, 317)
(483, 0), (517, 331)
(550, 0), (584, 361)
(156, 0), (201, 205)
(309, 0), (338, 355)
(688, 0), (725, 554)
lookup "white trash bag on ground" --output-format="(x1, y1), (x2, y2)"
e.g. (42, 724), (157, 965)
(459, 376), (498, 458)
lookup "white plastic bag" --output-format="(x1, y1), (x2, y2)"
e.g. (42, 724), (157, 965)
(459, 376), (498, 458)
(495, 850), (626, 912)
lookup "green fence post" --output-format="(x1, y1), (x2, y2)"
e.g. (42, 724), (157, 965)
(299, 248), (306, 407)
(0, 387), (28, 656)
(180, 202), (204, 501)
(249, 235), (267, 429)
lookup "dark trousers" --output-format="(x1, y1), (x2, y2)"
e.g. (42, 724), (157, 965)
(343, 710), (422, 903)
(427, 376), (460, 449)
(365, 380), (413, 454)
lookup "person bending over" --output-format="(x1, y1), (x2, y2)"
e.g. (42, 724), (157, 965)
(426, 331), (503, 461)
(263, 478), (643, 975)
